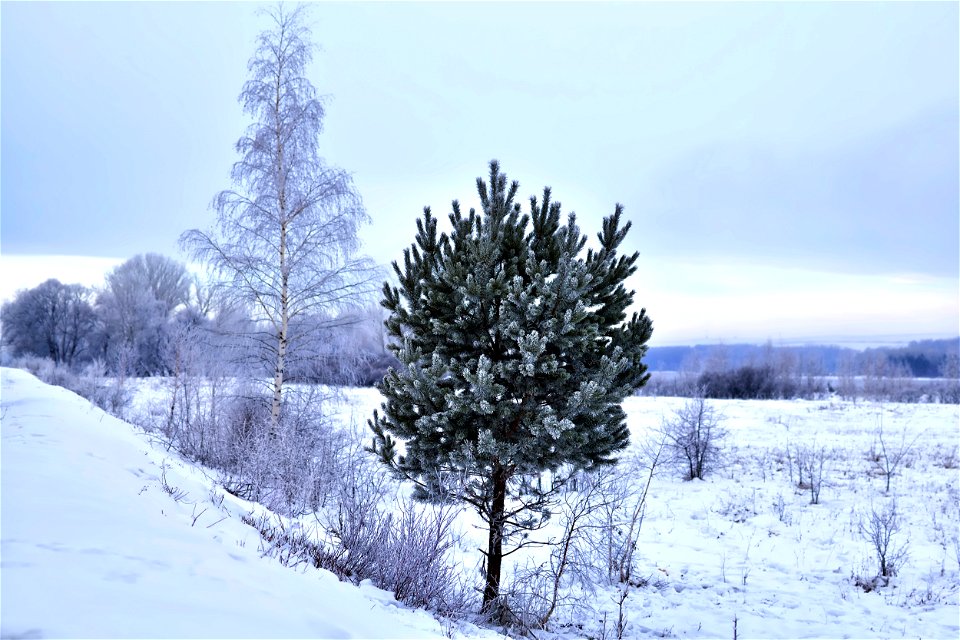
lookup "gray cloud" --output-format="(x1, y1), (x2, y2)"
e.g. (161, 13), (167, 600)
(643, 108), (959, 277)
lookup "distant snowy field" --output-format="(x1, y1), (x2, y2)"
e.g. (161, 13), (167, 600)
(2, 367), (958, 639)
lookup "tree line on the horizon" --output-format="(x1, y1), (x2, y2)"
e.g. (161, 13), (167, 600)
(4, 268), (955, 390)
(640, 338), (959, 403)
(645, 339), (959, 379)
(0, 254), (395, 387)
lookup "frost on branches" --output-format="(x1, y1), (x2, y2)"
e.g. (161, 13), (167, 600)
(369, 161), (653, 612)
(181, 4), (373, 434)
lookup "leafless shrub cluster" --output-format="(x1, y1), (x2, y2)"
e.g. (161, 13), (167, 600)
(501, 477), (603, 634)
(715, 489), (758, 523)
(661, 396), (726, 480)
(787, 442), (828, 504)
(149, 305), (476, 615)
(637, 371), (700, 398)
(868, 415), (920, 493)
(148, 316), (359, 517)
(243, 470), (472, 616)
(937, 445), (959, 470)
(499, 441), (665, 637)
(178, 385), (353, 517)
(858, 499), (909, 587)
(698, 364), (810, 400)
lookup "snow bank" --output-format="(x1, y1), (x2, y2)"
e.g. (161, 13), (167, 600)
(0, 368), (453, 639)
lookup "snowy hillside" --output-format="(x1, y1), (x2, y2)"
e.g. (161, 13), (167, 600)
(0, 368), (485, 639)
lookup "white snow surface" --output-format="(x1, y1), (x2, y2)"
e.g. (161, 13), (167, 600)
(3, 367), (960, 639)
(0, 368), (471, 639)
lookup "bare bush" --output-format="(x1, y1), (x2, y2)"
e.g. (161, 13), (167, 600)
(788, 443), (828, 504)
(583, 443), (664, 640)
(937, 445), (959, 470)
(662, 396), (726, 480)
(158, 366), (353, 518)
(502, 473), (606, 633)
(859, 499), (909, 583)
(699, 365), (780, 400)
(316, 443), (395, 579)
(379, 500), (471, 614)
(220, 387), (353, 516)
(773, 492), (791, 524)
(495, 442), (664, 636)
(244, 453), (472, 616)
(869, 415), (920, 493)
(587, 441), (665, 587)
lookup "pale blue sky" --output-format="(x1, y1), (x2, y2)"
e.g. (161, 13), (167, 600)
(2, 1), (957, 345)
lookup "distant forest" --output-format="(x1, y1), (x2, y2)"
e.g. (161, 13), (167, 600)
(645, 338), (960, 378)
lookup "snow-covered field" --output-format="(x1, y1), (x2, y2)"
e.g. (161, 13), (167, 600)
(2, 367), (958, 639)
(598, 398), (960, 639)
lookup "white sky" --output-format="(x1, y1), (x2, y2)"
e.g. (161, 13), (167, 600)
(1, 2), (957, 346)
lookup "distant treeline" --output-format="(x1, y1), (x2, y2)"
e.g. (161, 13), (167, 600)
(0, 253), (394, 387)
(639, 339), (960, 403)
(3, 253), (956, 403)
(645, 339), (960, 379)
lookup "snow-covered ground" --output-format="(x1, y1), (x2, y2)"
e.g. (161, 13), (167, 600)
(0, 368), (492, 639)
(601, 397), (960, 639)
(3, 367), (959, 639)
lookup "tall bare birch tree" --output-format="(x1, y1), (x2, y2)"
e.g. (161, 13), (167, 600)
(182, 4), (372, 431)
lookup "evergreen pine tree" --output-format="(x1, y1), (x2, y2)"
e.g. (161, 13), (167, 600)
(369, 161), (653, 612)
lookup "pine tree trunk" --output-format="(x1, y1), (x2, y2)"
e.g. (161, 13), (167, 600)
(482, 464), (509, 611)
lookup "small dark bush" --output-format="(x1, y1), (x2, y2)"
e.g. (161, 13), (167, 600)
(699, 365), (780, 399)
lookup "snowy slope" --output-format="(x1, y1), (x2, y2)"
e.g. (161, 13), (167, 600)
(0, 368), (466, 639)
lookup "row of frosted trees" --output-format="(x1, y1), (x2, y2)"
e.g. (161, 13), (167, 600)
(2, 254), (196, 375)
(0, 254), (392, 385)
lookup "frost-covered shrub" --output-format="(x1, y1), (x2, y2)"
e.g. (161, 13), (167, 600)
(244, 459), (472, 616)
(219, 388), (352, 516)
(9, 355), (132, 417)
(936, 445), (959, 470)
(493, 445), (664, 635)
(377, 500), (470, 614)
(312, 439), (472, 614)
(789, 443), (828, 504)
(158, 377), (352, 517)
(773, 492), (791, 524)
(73, 360), (132, 416)
(662, 396), (726, 480)
(716, 489), (758, 523)
(869, 418), (920, 493)
(859, 499), (909, 582)
(12, 355), (73, 387)
(924, 378), (960, 404)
